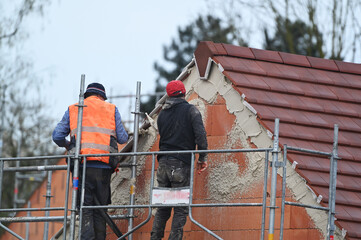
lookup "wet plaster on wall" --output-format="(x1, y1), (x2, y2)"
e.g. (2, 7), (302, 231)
(184, 62), (269, 202)
(110, 124), (158, 216)
(187, 61), (342, 239)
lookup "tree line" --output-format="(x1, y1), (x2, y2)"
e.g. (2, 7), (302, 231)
(142, 0), (361, 113)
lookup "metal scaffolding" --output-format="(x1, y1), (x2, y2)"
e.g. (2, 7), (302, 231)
(0, 76), (340, 240)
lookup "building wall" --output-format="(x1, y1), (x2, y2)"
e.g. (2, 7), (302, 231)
(1, 63), (329, 239)
(108, 63), (324, 239)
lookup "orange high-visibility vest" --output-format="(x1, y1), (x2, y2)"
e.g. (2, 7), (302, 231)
(69, 96), (116, 164)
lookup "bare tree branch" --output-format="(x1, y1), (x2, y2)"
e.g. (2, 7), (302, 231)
(0, 0), (48, 41)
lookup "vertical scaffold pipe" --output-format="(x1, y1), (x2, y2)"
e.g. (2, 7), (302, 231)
(328, 124), (339, 240)
(14, 138), (21, 209)
(63, 157), (71, 240)
(0, 159), (3, 209)
(69, 75), (86, 240)
(279, 145), (287, 240)
(268, 118), (280, 240)
(26, 201), (31, 240)
(128, 81), (141, 240)
(43, 171), (52, 240)
(0, 85), (7, 208)
(260, 150), (269, 240)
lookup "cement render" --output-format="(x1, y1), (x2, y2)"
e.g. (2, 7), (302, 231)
(189, 61), (343, 239)
(109, 60), (343, 239)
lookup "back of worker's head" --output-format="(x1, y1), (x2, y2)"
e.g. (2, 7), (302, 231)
(166, 80), (186, 98)
(84, 82), (107, 100)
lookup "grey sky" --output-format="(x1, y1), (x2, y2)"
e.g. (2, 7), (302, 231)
(20, 0), (211, 123)
(15, 0), (360, 126)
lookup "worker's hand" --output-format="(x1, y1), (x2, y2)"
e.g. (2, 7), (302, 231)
(197, 161), (208, 174)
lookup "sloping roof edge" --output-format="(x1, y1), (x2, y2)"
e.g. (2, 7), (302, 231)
(194, 41), (361, 78)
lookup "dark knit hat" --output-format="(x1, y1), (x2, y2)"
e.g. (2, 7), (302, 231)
(84, 83), (107, 100)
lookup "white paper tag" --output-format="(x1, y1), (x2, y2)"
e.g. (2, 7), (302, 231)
(152, 189), (190, 205)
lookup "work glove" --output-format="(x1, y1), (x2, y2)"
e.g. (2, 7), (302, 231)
(197, 161), (208, 175)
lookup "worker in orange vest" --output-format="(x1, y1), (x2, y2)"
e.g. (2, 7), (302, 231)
(52, 82), (128, 240)
(151, 80), (208, 240)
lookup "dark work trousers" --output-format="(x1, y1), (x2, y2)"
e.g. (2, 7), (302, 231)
(78, 167), (112, 240)
(151, 158), (191, 240)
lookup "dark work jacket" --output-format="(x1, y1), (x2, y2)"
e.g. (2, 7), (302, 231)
(157, 97), (208, 165)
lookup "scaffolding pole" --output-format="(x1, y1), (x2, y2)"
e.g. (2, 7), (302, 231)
(279, 145), (287, 240)
(78, 156), (88, 239)
(43, 171), (52, 240)
(0, 159), (3, 209)
(260, 151), (270, 240)
(0, 84), (7, 158)
(69, 74), (86, 239)
(0, 222), (24, 240)
(188, 152), (222, 240)
(26, 202), (31, 240)
(128, 81), (141, 240)
(14, 139), (23, 209)
(278, 124), (339, 240)
(62, 157), (71, 240)
(328, 124), (339, 240)
(268, 118), (280, 240)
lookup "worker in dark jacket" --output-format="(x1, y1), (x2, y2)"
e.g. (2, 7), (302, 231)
(151, 80), (208, 240)
(52, 83), (128, 240)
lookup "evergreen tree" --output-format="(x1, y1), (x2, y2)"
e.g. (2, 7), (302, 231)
(141, 15), (246, 113)
(264, 16), (325, 58)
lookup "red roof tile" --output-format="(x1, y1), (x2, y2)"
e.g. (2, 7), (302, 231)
(335, 60), (361, 75)
(251, 48), (283, 63)
(222, 43), (255, 59)
(307, 56), (339, 71)
(194, 41), (361, 239)
(279, 52), (311, 67)
(340, 73), (361, 89)
(213, 43), (228, 55)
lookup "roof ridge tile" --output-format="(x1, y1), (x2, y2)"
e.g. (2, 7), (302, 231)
(195, 41), (361, 76)
(213, 42), (227, 55)
(222, 43), (255, 59)
(279, 52), (311, 67)
(335, 60), (361, 74)
(306, 56), (340, 71)
(250, 48), (283, 63)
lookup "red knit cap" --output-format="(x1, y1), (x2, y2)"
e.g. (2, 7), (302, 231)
(166, 80), (186, 97)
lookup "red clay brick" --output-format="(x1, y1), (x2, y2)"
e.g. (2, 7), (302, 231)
(209, 105), (235, 136)
(290, 205), (313, 228)
(144, 153), (159, 171)
(186, 92), (199, 102)
(192, 171), (209, 199)
(207, 135), (227, 149)
(205, 105), (213, 136)
(213, 94), (227, 105)
(308, 228), (323, 239)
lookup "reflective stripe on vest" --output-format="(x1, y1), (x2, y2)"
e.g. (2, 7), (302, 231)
(81, 143), (118, 153)
(71, 126), (116, 137)
(69, 96), (116, 164)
